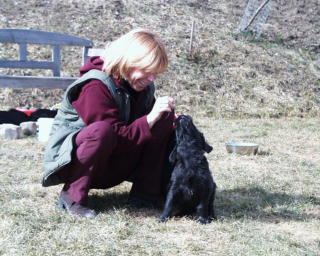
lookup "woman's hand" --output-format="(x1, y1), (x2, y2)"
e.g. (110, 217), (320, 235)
(147, 96), (174, 129)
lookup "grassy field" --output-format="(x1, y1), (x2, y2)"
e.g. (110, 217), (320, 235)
(1, 0), (319, 117)
(1, 118), (319, 256)
(1, 0), (319, 255)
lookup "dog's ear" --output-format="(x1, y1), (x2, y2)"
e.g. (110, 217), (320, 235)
(204, 141), (213, 153)
(200, 132), (213, 153)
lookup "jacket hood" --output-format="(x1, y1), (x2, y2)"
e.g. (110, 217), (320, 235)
(78, 56), (140, 94)
(79, 56), (104, 75)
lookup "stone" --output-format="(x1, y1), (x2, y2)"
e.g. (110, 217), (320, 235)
(0, 123), (23, 140)
(20, 121), (38, 136)
(0, 124), (16, 136)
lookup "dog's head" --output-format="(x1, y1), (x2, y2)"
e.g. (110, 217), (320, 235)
(169, 115), (212, 163)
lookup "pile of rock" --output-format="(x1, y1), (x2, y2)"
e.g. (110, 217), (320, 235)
(0, 121), (38, 140)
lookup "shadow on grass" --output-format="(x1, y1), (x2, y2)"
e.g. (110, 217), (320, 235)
(88, 191), (160, 217)
(257, 150), (272, 156)
(216, 186), (320, 222)
(87, 186), (320, 222)
(89, 191), (130, 213)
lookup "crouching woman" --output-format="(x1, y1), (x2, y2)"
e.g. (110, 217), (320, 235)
(42, 29), (175, 218)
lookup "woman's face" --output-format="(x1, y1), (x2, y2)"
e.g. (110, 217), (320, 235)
(128, 69), (157, 92)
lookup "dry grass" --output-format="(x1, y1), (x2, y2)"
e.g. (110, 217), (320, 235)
(0, 0), (319, 117)
(0, 118), (319, 256)
(0, 1), (320, 255)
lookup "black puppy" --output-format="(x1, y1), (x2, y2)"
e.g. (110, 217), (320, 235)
(160, 115), (217, 224)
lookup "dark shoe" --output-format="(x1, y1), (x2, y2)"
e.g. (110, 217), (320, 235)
(58, 190), (97, 219)
(128, 192), (165, 210)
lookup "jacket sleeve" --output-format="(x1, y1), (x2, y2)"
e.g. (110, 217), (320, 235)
(72, 80), (153, 151)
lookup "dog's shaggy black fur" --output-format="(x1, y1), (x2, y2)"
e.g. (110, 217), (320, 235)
(160, 115), (217, 224)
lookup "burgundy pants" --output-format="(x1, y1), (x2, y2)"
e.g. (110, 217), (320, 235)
(58, 114), (173, 205)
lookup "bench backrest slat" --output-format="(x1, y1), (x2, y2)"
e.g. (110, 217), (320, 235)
(19, 43), (27, 61)
(0, 75), (76, 89)
(52, 45), (61, 76)
(0, 29), (93, 47)
(0, 59), (60, 70)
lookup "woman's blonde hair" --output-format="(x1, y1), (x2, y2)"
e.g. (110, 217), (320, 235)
(101, 28), (168, 80)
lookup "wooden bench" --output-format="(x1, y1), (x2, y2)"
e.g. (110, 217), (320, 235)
(0, 29), (102, 89)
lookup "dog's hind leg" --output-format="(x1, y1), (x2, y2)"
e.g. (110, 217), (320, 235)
(208, 189), (217, 220)
(195, 201), (211, 224)
(159, 189), (176, 222)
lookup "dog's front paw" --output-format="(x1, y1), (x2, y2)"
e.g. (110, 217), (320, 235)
(159, 215), (169, 223)
(197, 216), (211, 224)
(210, 214), (217, 221)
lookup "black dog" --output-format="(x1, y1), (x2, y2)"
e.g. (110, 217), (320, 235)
(160, 115), (217, 224)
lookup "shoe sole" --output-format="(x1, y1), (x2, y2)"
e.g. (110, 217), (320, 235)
(57, 198), (70, 211)
(57, 198), (97, 219)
